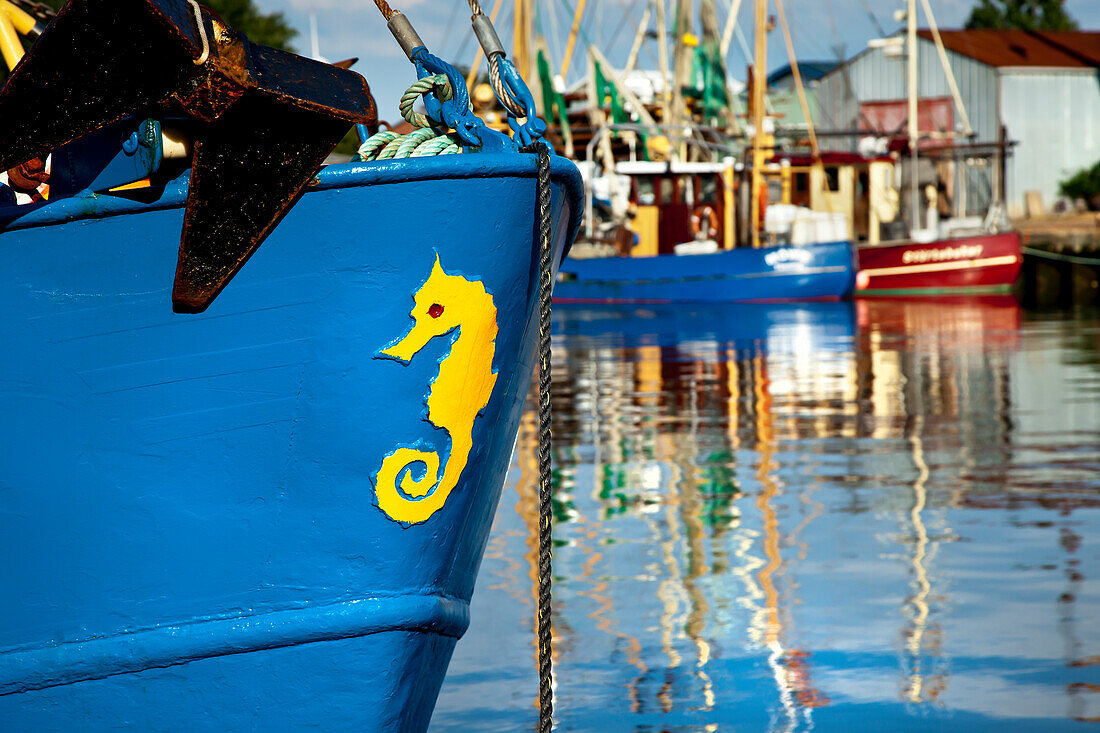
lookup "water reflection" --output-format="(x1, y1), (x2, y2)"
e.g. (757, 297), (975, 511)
(433, 299), (1100, 732)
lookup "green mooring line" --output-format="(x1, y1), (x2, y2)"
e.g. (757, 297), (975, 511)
(1024, 246), (1100, 266)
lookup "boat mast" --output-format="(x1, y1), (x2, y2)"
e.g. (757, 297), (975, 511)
(655, 0), (673, 123)
(560, 0), (587, 79)
(514, 0), (533, 85)
(624, 3), (653, 74)
(750, 0), (766, 248)
(907, 0), (918, 235)
(670, 0), (694, 133)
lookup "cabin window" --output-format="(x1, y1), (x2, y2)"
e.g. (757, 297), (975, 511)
(637, 177), (655, 205)
(767, 177), (783, 202)
(658, 177), (674, 205)
(823, 166), (840, 192)
(698, 175), (718, 203)
(794, 171), (809, 194)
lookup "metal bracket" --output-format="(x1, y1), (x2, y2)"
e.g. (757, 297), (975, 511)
(410, 46), (514, 154)
(495, 56), (549, 149)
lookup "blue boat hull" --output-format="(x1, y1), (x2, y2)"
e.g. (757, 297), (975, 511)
(0, 155), (582, 731)
(553, 240), (856, 303)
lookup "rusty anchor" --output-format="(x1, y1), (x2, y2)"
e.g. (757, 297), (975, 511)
(0, 0), (377, 312)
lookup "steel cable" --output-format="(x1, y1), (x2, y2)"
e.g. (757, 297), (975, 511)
(466, 0), (526, 118)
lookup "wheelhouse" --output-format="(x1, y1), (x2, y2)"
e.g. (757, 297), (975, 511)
(614, 159), (736, 256)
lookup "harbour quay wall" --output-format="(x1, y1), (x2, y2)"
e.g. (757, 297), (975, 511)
(1017, 214), (1100, 306)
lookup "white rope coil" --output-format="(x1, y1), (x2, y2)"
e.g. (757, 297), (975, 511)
(187, 0), (209, 65)
(356, 75), (462, 160)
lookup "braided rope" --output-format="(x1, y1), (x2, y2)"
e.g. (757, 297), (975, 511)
(356, 76), (462, 161)
(394, 127), (437, 157)
(356, 130), (398, 159)
(521, 140), (554, 733)
(398, 74), (452, 128)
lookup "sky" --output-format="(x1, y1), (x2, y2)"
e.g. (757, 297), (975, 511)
(259, 0), (1100, 119)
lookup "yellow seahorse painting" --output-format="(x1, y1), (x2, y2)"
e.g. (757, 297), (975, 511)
(374, 255), (499, 524)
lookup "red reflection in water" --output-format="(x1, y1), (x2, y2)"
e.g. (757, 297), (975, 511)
(857, 295), (1022, 350)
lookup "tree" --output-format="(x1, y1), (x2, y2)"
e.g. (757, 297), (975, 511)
(199, 0), (297, 51)
(965, 0), (1079, 31)
(1060, 159), (1100, 210)
(37, 0), (298, 51)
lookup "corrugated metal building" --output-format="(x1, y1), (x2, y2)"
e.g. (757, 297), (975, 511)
(816, 30), (1100, 218)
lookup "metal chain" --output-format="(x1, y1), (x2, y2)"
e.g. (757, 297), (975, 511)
(521, 140), (554, 733)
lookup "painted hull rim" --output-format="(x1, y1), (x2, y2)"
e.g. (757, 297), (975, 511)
(0, 154), (586, 247)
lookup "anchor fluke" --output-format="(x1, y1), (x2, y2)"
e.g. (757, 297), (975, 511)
(0, 0), (378, 312)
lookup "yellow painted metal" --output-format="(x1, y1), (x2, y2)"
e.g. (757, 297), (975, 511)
(749, 0), (767, 248)
(560, 0), (588, 80)
(512, 0), (532, 86)
(633, 205), (660, 257)
(0, 0), (35, 35)
(773, 0), (820, 159)
(722, 162), (736, 248)
(0, 11), (22, 72)
(375, 256), (499, 524)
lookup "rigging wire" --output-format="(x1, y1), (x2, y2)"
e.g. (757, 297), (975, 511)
(467, 0), (526, 116)
(605, 0), (645, 61)
(545, 0), (566, 75)
(858, 0), (886, 38)
(439, 0), (463, 62)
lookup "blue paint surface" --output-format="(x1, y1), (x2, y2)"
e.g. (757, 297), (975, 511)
(554, 240), (856, 303)
(0, 154), (582, 730)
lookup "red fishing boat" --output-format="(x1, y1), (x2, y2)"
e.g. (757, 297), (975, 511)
(855, 231), (1022, 296)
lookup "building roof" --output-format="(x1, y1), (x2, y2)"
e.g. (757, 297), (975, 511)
(916, 29), (1100, 68)
(766, 61), (839, 87)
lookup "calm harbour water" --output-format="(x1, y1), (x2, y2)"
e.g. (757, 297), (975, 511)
(432, 299), (1100, 732)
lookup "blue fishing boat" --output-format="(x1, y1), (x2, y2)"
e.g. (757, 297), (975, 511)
(555, 239), (856, 303)
(0, 0), (580, 729)
(555, 159), (856, 303)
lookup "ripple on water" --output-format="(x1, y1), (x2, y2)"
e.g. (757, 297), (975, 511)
(435, 301), (1100, 732)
